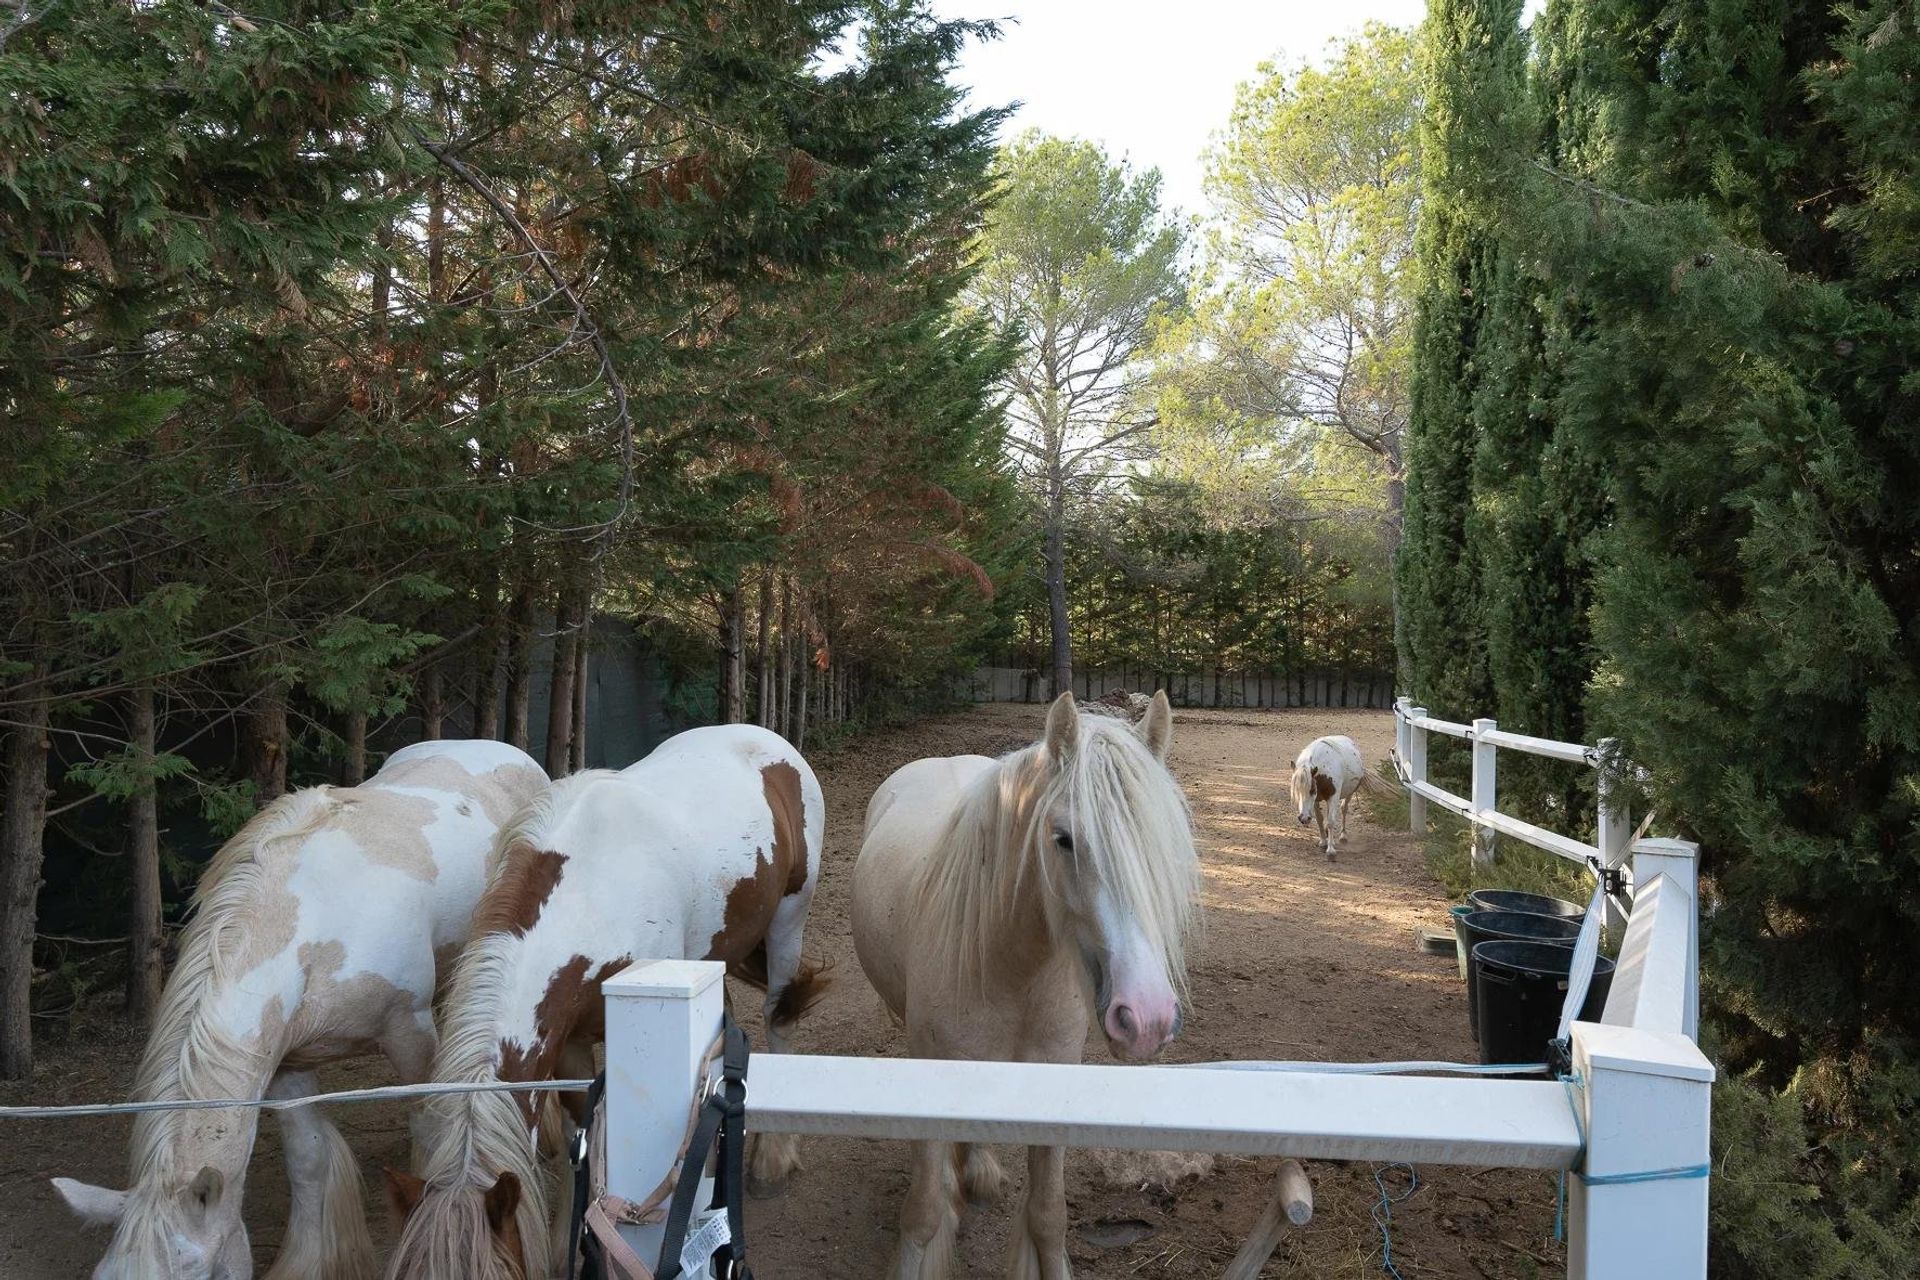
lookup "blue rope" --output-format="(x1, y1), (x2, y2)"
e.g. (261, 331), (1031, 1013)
(1551, 1069), (1710, 1241)
(1581, 1163), (1712, 1186)
(1371, 1162), (1420, 1279)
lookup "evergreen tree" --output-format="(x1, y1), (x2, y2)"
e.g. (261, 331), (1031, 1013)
(1402, 0), (1920, 1268)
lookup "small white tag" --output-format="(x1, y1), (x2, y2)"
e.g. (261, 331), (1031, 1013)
(678, 1208), (732, 1278)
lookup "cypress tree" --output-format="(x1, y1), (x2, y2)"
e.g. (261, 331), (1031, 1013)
(1404, 0), (1920, 1268)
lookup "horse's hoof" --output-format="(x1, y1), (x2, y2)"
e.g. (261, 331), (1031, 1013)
(747, 1170), (789, 1199)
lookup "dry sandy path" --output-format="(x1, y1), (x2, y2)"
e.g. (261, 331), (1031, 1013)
(0, 703), (1561, 1278)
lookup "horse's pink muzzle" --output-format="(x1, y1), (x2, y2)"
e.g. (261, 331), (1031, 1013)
(1102, 993), (1180, 1061)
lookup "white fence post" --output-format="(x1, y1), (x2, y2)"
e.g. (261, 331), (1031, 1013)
(1566, 1021), (1714, 1279)
(1470, 718), (1498, 868)
(602, 959), (726, 1267)
(1631, 838), (1701, 1041)
(1595, 740), (1631, 936)
(1407, 705), (1429, 836)
(1394, 698), (1411, 784)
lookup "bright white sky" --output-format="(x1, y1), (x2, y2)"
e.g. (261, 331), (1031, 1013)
(928, 1), (1431, 217)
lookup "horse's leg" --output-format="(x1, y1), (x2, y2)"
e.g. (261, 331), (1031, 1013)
(1006, 1144), (1070, 1280)
(1315, 798), (1331, 859)
(262, 1069), (376, 1280)
(547, 1039), (596, 1272)
(380, 1010), (439, 1178)
(1339, 792), (1354, 849)
(894, 1138), (961, 1280)
(748, 889), (818, 1194)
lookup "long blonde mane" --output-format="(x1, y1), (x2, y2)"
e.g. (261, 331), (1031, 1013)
(387, 776), (600, 1280)
(105, 787), (338, 1269)
(1289, 755), (1314, 812)
(914, 717), (1198, 995)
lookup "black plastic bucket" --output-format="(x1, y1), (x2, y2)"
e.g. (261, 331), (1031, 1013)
(1473, 940), (1615, 1066)
(1460, 911), (1583, 1039)
(1467, 889), (1583, 921)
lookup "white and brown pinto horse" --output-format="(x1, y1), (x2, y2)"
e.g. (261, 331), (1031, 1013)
(384, 723), (826, 1280)
(852, 692), (1199, 1280)
(1289, 734), (1375, 859)
(52, 739), (547, 1280)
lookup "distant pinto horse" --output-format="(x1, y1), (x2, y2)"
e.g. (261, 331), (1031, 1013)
(383, 724), (827, 1280)
(852, 692), (1200, 1280)
(1289, 734), (1377, 859)
(52, 739), (547, 1280)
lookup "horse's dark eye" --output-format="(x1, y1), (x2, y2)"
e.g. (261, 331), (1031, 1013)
(1053, 831), (1074, 851)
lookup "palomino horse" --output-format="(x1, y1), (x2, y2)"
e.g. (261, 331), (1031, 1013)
(52, 739), (547, 1280)
(1289, 734), (1374, 859)
(383, 723), (827, 1280)
(851, 691), (1200, 1280)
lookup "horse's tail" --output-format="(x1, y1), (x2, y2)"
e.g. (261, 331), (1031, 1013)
(726, 946), (833, 1032)
(1359, 767), (1398, 799)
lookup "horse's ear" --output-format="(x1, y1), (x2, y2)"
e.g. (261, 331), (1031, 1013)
(183, 1165), (224, 1222)
(384, 1167), (427, 1225)
(51, 1177), (129, 1227)
(1044, 692), (1080, 761)
(1139, 690), (1173, 761)
(483, 1170), (522, 1235)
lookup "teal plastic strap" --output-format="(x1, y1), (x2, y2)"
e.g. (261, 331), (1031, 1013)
(1553, 1070), (1709, 1240)
(1579, 1163), (1711, 1186)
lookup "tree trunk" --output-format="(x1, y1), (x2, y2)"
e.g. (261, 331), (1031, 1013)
(126, 680), (164, 1024)
(1045, 504), (1073, 698)
(796, 652), (811, 751)
(244, 682), (289, 804)
(504, 587), (535, 750)
(545, 592), (577, 777)
(777, 582), (794, 739)
(756, 572), (775, 729)
(0, 665), (51, 1078)
(719, 586), (745, 725)
(471, 630), (500, 740)
(342, 711), (367, 785)
(420, 666), (445, 741)
(570, 610), (589, 772)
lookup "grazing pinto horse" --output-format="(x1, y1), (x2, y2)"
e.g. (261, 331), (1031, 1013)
(384, 723), (827, 1280)
(52, 740), (546, 1280)
(1289, 734), (1371, 859)
(852, 692), (1199, 1280)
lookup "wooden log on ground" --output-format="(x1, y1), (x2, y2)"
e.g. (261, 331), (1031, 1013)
(1221, 1158), (1312, 1280)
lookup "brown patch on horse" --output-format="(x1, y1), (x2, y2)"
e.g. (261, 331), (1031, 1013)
(330, 787), (439, 880)
(705, 851), (784, 964)
(761, 761), (810, 895)
(474, 842), (567, 938)
(277, 939), (419, 1068)
(703, 763), (811, 962)
(376, 754), (546, 827)
(495, 953), (631, 1126)
(1312, 770), (1336, 803)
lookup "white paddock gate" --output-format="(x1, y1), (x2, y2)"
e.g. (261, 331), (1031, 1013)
(600, 699), (1712, 1279)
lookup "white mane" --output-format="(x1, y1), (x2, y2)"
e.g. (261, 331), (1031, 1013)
(110, 787), (338, 1273)
(388, 772), (611, 1280)
(915, 717), (1199, 995)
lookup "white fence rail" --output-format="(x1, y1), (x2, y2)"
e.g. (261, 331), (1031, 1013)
(1394, 699), (1642, 941)
(601, 703), (1713, 1279)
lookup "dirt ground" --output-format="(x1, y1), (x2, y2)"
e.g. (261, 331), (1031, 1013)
(0, 703), (1564, 1278)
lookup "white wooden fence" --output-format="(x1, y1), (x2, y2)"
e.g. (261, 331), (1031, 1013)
(597, 699), (1713, 1278)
